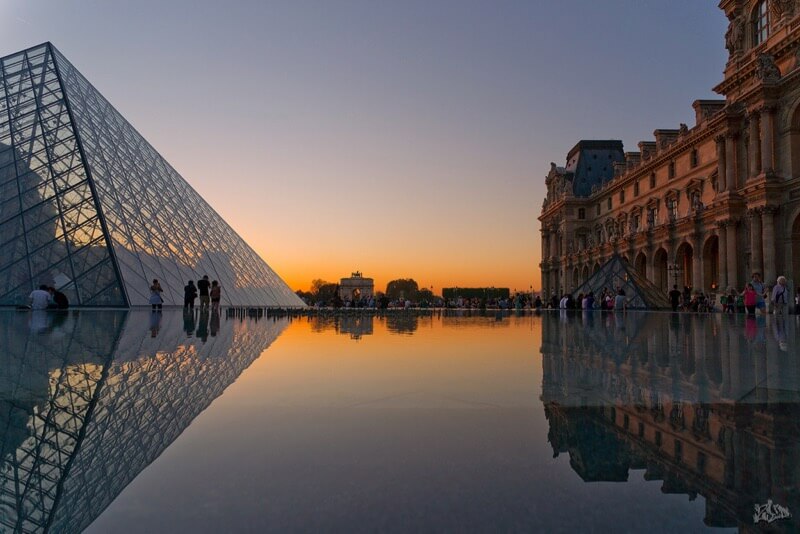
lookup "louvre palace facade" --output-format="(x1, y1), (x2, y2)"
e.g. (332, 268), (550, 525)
(539, 0), (800, 299)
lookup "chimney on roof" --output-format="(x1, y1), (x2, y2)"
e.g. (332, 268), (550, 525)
(653, 129), (679, 153)
(692, 100), (726, 126)
(625, 152), (641, 171)
(638, 141), (656, 160)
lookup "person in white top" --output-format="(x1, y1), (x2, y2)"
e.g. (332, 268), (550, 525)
(29, 285), (52, 310)
(559, 295), (568, 309)
(771, 276), (789, 315)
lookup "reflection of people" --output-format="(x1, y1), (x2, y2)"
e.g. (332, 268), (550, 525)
(149, 279), (164, 310)
(197, 309), (209, 342)
(210, 309), (220, 337)
(150, 310), (162, 338)
(29, 309), (50, 332)
(29, 285), (52, 310)
(772, 314), (788, 351)
(183, 308), (195, 337)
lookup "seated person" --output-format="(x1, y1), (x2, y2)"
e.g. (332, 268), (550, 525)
(48, 287), (69, 309)
(29, 285), (52, 310)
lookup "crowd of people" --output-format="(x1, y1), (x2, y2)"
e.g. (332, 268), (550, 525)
(546, 288), (628, 311)
(540, 271), (796, 314)
(148, 275), (222, 311)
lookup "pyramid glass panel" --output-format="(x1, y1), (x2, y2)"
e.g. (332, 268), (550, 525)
(0, 43), (303, 307)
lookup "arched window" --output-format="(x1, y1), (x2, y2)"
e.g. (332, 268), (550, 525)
(753, 1), (770, 47)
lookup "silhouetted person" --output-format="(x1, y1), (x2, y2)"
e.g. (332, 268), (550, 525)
(669, 284), (681, 312)
(150, 279), (164, 310)
(184, 280), (197, 309)
(197, 275), (211, 310)
(29, 284), (51, 310)
(210, 280), (221, 312)
(47, 287), (69, 309)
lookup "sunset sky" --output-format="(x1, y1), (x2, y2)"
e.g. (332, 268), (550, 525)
(0, 1), (726, 294)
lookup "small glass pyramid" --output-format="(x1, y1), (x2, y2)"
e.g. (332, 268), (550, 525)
(0, 43), (303, 307)
(573, 254), (671, 309)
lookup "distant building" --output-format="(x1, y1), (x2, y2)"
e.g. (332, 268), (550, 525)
(338, 272), (374, 301)
(540, 1), (800, 297)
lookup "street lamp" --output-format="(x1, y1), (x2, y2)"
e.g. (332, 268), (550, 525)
(667, 263), (683, 288)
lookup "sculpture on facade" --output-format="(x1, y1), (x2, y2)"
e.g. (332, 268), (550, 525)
(692, 193), (704, 214)
(724, 11), (744, 57)
(771, 0), (796, 21)
(756, 53), (782, 83)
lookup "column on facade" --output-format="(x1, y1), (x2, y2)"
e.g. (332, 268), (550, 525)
(725, 133), (738, 191)
(645, 247), (655, 282)
(542, 230), (550, 261)
(760, 105), (775, 175)
(762, 207), (776, 285)
(718, 224), (729, 291)
(749, 209), (764, 278)
(716, 135), (727, 193)
(748, 112), (761, 180)
(692, 233), (703, 292)
(726, 221), (738, 290)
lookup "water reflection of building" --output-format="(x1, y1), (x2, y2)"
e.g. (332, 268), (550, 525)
(0, 310), (286, 533)
(540, 312), (800, 531)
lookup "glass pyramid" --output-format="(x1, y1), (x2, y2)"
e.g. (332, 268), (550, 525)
(572, 254), (671, 310)
(0, 43), (304, 307)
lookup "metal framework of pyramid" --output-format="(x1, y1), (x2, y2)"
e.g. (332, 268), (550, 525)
(0, 43), (304, 307)
(572, 254), (670, 310)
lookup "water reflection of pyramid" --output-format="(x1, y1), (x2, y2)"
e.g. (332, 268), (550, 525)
(0, 310), (287, 533)
(0, 43), (303, 307)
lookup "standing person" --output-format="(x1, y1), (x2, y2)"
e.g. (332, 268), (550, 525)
(771, 276), (789, 316)
(795, 288), (800, 315)
(669, 285), (682, 312)
(750, 272), (766, 314)
(184, 280), (197, 310)
(149, 279), (164, 310)
(197, 275), (211, 310)
(29, 285), (52, 310)
(210, 280), (221, 312)
(743, 283), (758, 315)
(614, 288), (626, 311)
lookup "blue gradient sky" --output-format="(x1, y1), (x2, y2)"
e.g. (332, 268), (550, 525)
(0, 1), (727, 292)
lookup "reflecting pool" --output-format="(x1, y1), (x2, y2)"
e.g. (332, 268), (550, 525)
(1, 310), (798, 532)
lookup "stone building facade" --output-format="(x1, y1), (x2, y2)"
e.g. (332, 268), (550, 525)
(539, 0), (800, 299)
(338, 271), (374, 301)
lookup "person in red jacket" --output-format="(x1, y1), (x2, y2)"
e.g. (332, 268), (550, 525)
(743, 283), (758, 315)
